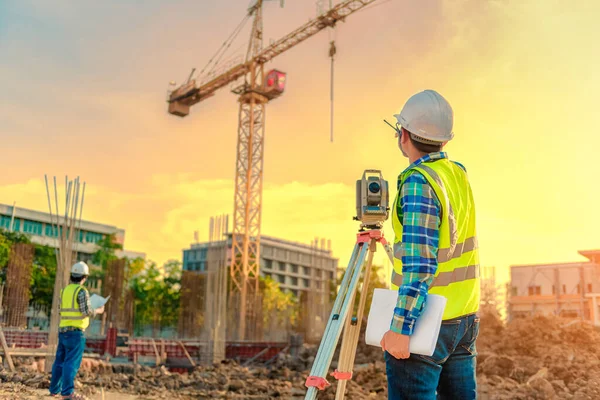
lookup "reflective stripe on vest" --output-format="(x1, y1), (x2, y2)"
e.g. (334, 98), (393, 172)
(391, 158), (480, 320)
(392, 263), (480, 288)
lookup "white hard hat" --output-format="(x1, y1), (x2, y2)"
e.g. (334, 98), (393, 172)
(71, 261), (89, 276)
(394, 89), (454, 143)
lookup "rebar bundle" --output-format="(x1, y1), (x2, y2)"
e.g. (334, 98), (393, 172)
(44, 175), (86, 372)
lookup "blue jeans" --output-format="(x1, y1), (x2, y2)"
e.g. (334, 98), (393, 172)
(385, 314), (479, 400)
(49, 330), (86, 396)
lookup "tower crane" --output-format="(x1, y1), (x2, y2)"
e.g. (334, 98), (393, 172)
(167, 0), (380, 340)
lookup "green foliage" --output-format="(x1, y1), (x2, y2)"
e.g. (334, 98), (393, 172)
(0, 229), (31, 244)
(329, 264), (388, 316)
(30, 245), (57, 309)
(0, 229), (33, 283)
(91, 233), (123, 280)
(0, 234), (10, 271)
(130, 259), (182, 335)
(260, 276), (299, 328)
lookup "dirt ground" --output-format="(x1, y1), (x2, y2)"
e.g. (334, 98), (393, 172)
(3, 312), (600, 399)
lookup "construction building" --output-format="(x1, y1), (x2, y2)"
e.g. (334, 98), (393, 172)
(183, 235), (338, 299)
(508, 250), (600, 325)
(0, 202), (145, 263)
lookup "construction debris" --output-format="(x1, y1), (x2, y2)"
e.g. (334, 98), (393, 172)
(5, 313), (600, 399)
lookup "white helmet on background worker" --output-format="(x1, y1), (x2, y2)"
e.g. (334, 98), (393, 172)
(393, 89), (454, 144)
(71, 261), (89, 276)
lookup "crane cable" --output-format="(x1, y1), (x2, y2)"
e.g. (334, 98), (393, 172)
(198, 14), (251, 81)
(328, 2), (337, 143)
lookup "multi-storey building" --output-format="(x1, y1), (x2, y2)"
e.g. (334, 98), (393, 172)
(0, 203), (145, 262)
(508, 250), (600, 325)
(183, 234), (338, 299)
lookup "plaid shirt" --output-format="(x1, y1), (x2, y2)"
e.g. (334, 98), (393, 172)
(391, 152), (447, 335)
(59, 285), (95, 333)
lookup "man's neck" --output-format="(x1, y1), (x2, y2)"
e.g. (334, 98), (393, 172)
(408, 151), (428, 165)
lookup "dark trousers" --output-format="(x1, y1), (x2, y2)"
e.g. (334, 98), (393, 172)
(385, 314), (479, 400)
(49, 330), (86, 396)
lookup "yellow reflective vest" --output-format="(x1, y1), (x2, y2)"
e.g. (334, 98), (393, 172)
(59, 283), (90, 331)
(391, 158), (480, 320)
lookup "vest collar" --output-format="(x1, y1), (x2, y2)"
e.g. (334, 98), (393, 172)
(398, 152), (448, 188)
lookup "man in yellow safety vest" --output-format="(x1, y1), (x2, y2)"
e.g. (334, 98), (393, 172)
(49, 261), (105, 399)
(380, 90), (480, 400)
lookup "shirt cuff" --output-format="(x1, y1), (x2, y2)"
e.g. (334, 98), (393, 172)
(390, 313), (416, 336)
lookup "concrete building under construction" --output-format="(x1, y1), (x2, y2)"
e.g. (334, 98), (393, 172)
(508, 250), (600, 325)
(183, 234), (338, 299)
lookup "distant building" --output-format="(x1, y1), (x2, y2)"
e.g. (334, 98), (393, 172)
(183, 234), (338, 299)
(508, 250), (600, 325)
(0, 203), (145, 263)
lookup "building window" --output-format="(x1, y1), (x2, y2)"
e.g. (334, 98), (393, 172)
(303, 278), (309, 288)
(316, 270), (322, 279)
(263, 259), (273, 270)
(22, 220), (43, 235)
(291, 277), (298, 286)
(329, 271), (334, 281)
(278, 262), (286, 272)
(0, 215), (21, 231)
(292, 290), (298, 298)
(85, 231), (104, 244)
(588, 283), (593, 293)
(277, 275), (285, 284)
(528, 286), (541, 295)
(291, 264), (299, 274)
(302, 266), (310, 276)
(552, 285), (556, 295)
(316, 281), (322, 290)
(511, 287), (518, 296)
(272, 248), (277, 257)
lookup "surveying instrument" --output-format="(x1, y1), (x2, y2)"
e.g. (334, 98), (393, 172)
(304, 170), (395, 399)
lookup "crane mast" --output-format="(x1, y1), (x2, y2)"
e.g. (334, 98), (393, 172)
(167, 0), (379, 341)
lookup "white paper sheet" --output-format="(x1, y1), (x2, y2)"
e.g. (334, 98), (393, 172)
(365, 289), (447, 356)
(90, 294), (110, 310)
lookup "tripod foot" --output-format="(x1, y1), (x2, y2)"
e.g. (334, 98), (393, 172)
(305, 376), (331, 390)
(331, 369), (353, 381)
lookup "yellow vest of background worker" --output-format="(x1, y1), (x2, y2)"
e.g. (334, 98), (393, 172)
(59, 283), (90, 331)
(391, 158), (480, 321)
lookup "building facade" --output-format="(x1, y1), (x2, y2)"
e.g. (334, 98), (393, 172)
(0, 203), (145, 262)
(508, 250), (600, 325)
(183, 234), (338, 299)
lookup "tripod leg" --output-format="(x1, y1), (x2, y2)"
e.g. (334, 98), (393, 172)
(305, 241), (369, 400)
(333, 237), (378, 399)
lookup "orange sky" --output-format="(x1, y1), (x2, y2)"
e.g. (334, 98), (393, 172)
(2, 0), (600, 284)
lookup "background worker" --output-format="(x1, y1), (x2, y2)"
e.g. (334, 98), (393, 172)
(49, 261), (105, 400)
(380, 90), (481, 400)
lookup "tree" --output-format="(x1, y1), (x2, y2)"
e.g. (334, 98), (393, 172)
(91, 234), (123, 274)
(130, 259), (182, 336)
(0, 229), (32, 283)
(329, 264), (388, 318)
(30, 245), (57, 309)
(260, 276), (299, 329)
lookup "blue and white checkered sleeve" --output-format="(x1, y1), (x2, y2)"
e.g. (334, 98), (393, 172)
(391, 173), (441, 335)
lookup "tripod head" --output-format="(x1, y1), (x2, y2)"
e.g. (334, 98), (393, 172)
(353, 170), (390, 230)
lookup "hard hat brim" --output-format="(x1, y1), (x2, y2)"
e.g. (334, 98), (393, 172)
(392, 113), (453, 143)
